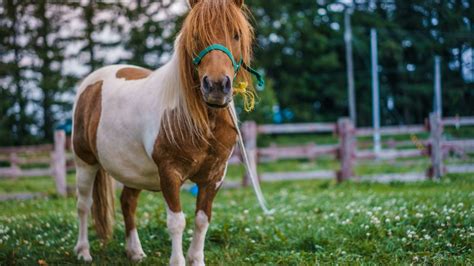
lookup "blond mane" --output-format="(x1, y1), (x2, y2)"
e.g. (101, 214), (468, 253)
(162, 0), (254, 145)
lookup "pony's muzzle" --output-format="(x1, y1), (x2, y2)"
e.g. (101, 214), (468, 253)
(201, 75), (232, 108)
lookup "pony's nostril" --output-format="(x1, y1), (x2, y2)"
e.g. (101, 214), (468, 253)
(222, 76), (231, 94)
(202, 76), (211, 92)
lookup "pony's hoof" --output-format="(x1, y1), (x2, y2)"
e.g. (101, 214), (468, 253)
(126, 249), (147, 262)
(169, 255), (185, 266)
(74, 243), (92, 262)
(188, 258), (205, 266)
(187, 252), (205, 266)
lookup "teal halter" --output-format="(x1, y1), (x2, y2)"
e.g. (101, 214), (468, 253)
(192, 44), (264, 88)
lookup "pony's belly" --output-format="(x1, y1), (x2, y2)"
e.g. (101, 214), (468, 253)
(96, 136), (161, 191)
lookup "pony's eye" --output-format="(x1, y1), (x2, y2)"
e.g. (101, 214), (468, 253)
(233, 33), (240, 41)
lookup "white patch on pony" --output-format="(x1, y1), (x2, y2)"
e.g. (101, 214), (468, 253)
(187, 210), (209, 266)
(73, 158), (99, 262)
(215, 147), (234, 189)
(78, 43), (181, 191)
(166, 207), (186, 266)
(126, 228), (146, 262)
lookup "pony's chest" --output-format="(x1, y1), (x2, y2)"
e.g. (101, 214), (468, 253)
(153, 127), (237, 181)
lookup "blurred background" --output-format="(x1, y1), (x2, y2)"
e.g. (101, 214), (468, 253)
(0, 2), (473, 264)
(1, 0), (472, 146)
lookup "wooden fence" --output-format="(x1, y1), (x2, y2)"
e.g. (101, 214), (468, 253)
(1, 113), (473, 198)
(230, 113), (474, 185)
(0, 131), (69, 197)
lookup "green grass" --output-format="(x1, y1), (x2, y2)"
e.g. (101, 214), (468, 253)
(0, 173), (76, 194)
(1, 128), (473, 264)
(0, 174), (473, 264)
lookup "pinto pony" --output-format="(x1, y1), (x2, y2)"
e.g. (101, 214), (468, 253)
(72, 0), (256, 264)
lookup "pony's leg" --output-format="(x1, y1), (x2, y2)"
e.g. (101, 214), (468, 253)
(160, 174), (186, 266)
(187, 184), (219, 266)
(73, 160), (99, 262)
(120, 186), (146, 262)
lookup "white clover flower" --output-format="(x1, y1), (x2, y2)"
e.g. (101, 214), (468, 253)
(395, 215), (400, 221)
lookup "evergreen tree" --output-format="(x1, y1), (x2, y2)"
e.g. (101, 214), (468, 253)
(0, 0), (35, 145)
(28, 0), (70, 141)
(120, 0), (177, 69)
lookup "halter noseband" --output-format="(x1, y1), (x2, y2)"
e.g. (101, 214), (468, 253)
(192, 44), (264, 88)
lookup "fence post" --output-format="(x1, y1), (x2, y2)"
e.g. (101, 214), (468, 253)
(428, 112), (443, 179)
(9, 153), (21, 178)
(52, 130), (67, 196)
(241, 121), (258, 186)
(337, 118), (355, 182)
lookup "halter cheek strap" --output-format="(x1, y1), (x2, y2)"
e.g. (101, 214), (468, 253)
(192, 44), (265, 88)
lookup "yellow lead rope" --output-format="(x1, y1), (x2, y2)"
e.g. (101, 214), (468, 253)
(228, 104), (273, 215)
(233, 81), (255, 112)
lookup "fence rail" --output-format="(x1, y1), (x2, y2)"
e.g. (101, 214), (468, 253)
(0, 131), (68, 196)
(230, 112), (474, 185)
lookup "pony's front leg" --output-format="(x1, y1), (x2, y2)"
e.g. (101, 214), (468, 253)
(160, 173), (186, 266)
(187, 183), (219, 266)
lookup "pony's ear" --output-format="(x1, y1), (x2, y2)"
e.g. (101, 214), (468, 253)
(233, 0), (244, 8)
(188, 0), (200, 8)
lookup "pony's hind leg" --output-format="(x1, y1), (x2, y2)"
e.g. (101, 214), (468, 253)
(73, 160), (99, 262)
(120, 186), (146, 262)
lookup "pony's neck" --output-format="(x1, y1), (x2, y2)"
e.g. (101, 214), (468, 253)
(146, 50), (183, 111)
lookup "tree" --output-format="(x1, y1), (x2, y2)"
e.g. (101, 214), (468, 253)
(0, 0), (35, 145)
(120, 0), (178, 69)
(28, 0), (71, 141)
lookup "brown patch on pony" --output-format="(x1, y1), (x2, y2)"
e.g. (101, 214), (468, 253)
(116, 67), (152, 80)
(120, 186), (141, 237)
(73, 80), (103, 165)
(152, 108), (237, 213)
(162, 0), (254, 145)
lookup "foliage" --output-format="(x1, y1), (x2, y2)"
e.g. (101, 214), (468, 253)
(0, 0), (472, 145)
(247, 0), (473, 125)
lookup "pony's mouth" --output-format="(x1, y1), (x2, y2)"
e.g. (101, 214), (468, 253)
(205, 101), (229, 109)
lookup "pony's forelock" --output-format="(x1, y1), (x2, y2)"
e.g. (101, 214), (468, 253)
(165, 0), (254, 145)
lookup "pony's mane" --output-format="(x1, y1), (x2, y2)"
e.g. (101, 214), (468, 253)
(163, 0), (254, 145)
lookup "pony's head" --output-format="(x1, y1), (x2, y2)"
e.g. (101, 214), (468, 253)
(165, 0), (254, 144)
(179, 0), (254, 109)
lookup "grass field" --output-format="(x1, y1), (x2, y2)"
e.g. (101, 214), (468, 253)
(0, 172), (473, 264)
(1, 129), (473, 264)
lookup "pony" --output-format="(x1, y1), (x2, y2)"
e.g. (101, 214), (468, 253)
(71, 0), (255, 265)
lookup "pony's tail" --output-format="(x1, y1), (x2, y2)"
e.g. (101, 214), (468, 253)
(91, 167), (115, 241)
